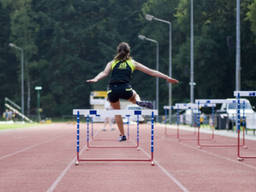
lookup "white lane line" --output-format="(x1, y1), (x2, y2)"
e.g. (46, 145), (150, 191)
(164, 124), (256, 141)
(178, 141), (256, 171)
(162, 126), (256, 170)
(130, 125), (189, 192)
(47, 128), (101, 192)
(46, 146), (87, 192)
(0, 135), (65, 161)
(47, 124), (190, 192)
(138, 146), (190, 192)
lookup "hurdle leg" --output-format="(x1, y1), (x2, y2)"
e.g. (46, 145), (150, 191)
(75, 111), (80, 165)
(236, 94), (244, 161)
(136, 114), (140, 151)
(91, 117), (94, 140)
(241, 102), (248, 149)
(177, 109), (180, 140)
(211, 107), (215, 140)
(86, 115), (90, 150)
(127, 115), (130, 140)
(151, 111), (155, 166)
(237, 129), (244, 161)
(197, 110), (201, 148)
(164, 108), (168, 135)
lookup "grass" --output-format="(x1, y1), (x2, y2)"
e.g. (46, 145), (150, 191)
(0, 123), (39, 130)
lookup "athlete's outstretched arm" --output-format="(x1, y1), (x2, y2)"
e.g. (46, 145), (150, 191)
(134, 61), (179, 84)
(87, 61), (112, 83)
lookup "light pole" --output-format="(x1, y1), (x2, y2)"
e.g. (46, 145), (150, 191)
(138, 34), (159, 121)
(236, 0), (241, 91)
(9, 43), (24, 119)
(145, 14), (172, 123)
(190, 0), (195, 103)
(35, 86), (42, 122)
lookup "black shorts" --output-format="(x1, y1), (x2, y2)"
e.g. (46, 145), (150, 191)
(107, 83), (133, 103)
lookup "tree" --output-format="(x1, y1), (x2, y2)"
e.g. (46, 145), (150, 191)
(0, 1), (19, 115)
(2, 0), (39, 117)
(247, 0), (256, 37)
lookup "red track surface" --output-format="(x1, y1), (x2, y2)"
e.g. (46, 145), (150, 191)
(0, 123), (255, 192)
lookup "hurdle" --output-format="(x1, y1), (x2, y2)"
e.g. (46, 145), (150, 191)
(195, 99), (247, 148)
(165, 103), (198, 139)
(73, 109), (158, 165)
(234, 91), (256, 161)
(163, 105), (197, 138)
(165, 103), (215, 141)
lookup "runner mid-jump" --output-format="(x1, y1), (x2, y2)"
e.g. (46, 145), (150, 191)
(87, 42), (179, 141)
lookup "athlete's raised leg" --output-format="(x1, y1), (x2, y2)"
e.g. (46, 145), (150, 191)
(129, 90), (153, 109)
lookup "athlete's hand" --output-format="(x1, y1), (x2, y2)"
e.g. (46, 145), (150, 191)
(167, 78), (179, 84)
(86, 78), (98, 83)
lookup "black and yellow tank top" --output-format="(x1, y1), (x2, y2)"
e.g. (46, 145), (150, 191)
(109, 59), (135, 84)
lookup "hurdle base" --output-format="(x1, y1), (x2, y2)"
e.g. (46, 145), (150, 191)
(79, 158), (153, 164)
(197, 144), (245, 148)
(75, 160), (79, 166)
(237, 157), (244, 161)
(92, 138), (124, 142)
(88, 145), (138, 149)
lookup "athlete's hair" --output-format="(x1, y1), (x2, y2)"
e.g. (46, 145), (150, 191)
(114, 42), (131, 61)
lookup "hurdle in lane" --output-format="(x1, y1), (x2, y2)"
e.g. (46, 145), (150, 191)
(164, 104), (199, 139)
(195, 99), (247, 148)
(80, 110), (150, 149)
(73, 109), (158, 165)
(234, 91), (256, 161)
(164, 103), (215, 141)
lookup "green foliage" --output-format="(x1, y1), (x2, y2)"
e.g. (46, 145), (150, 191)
(0, 122), (38, 130)
(1, 0), (256, 118)
(247, 0), (256, 36)
(0, 1), (19, 112)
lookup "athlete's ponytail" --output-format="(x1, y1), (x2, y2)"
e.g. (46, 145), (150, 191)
(114, 42), (131, 61)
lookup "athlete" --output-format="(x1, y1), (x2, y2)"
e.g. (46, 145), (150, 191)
(87, 42), (179, 141)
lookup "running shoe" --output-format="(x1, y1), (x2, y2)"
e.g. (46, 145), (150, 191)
(136, 101), (153, 109)
(119, 135), (127, 142)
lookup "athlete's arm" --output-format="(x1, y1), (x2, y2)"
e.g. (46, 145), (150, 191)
(134, 60), (179, 84)
(87, 61), (112, 83)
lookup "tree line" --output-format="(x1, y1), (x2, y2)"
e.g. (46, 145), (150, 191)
(0, 0), (256, 118)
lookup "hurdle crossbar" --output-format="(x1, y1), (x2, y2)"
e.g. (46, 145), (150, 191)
(195, 99), (236, 104)
(174, 103), (216, 109)
(74, 109), (157, 166)
(73, 109), (158, 117)
(235, 91), (256, 161)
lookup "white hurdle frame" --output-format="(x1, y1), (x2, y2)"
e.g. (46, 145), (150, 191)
(73, 109), (158, 166)
(234, 91), (256, 161)
(164, 103), (215, 141)
(195, 99), (247, 148)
